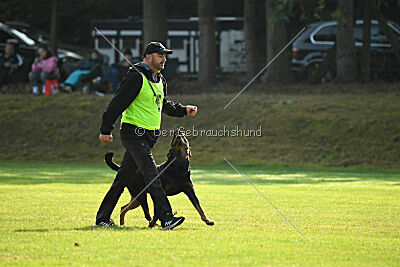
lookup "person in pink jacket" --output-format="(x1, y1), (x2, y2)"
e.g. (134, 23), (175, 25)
(29, 44), (60, 95)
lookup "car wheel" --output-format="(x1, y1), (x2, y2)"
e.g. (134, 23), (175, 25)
(306, 62), (321, 84)
(306, 62), (336, 84)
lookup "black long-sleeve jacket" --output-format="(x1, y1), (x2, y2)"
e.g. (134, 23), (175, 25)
(99, 63), (187, 135)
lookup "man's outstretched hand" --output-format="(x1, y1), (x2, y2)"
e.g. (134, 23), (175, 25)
(99, 134), (113, 144)
(186, 105), (198, 116)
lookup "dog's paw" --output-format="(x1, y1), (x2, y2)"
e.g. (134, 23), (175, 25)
(205, 220), (214, 226)
(202, 216), (215, 226)
(148, 222), (160, 228)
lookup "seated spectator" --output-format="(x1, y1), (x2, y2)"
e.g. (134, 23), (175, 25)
(62, 50), (102, 92)
(29, 44), (60, 95)
(103, 49), (137, 92)
(0, 39), (23, 85)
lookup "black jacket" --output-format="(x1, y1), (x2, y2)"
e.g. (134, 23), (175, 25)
(0, 53), (23, 73)
(100, 63), (187, 136)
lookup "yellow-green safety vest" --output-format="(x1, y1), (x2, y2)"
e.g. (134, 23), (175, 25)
(121, 72), (164, 130)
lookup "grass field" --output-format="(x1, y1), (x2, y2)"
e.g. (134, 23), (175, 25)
(1, 87), (399, 168)
(0, 162), (399, 266)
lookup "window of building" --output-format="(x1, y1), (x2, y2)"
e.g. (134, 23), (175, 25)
(170, 37), (185, 49)
(370, 24), (388, 44)
(123, 37), (137, 49)
(354, 23), (400, 44)
(98, 37), (111, 49)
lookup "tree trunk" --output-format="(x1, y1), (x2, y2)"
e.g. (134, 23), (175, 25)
(360, 0), (371, 83)
(198, 0), (217, 85)
(336, 0), (357, 83)
(255, 0), (266, 71)
(265, 0), (293, 83)
(372, 0), (400, 64)
(50, 0), (58, 56)
(143, 0), (167, 45)
(244, 0), (258, 79)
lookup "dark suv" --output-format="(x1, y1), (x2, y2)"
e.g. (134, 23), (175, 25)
(291, 20), (400, 82)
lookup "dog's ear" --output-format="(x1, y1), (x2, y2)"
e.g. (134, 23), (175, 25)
(171, 135), (177, 146)
(175, 127), (184, 136)
(174, 128), (180, 135)
(181, 135), (191, 157)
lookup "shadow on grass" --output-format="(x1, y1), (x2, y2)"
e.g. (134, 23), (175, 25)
(1, 162), (399, 186)
(15, 226), (149, 233)
(191, 168), (400, 185)
(0, 162), (114, 185)
(14, 225), (190, 232)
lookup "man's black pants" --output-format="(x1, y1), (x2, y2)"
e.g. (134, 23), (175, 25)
(95, 129), (172, 224)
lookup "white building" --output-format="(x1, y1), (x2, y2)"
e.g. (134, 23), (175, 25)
(91, 17), (245, 75)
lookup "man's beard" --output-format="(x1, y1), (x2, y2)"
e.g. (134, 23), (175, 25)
(152, 62), (165, 71)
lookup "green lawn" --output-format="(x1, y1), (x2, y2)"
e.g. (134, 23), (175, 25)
(0, 162), (399, 266)
(1, 91), (399, 168)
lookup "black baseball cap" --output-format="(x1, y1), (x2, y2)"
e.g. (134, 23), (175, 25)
(143, 42), (173, 56)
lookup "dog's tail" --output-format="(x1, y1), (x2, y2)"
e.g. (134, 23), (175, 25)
(105, 152), (120, 172)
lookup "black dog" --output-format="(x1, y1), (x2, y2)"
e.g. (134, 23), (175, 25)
(105, 129), (214, 227)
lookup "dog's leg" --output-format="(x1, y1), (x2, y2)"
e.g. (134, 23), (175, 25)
(120, 198), (141, 225)
(148, 216), (159, 228)
(149, 208), (160, 228)
(148, 204), (160, 228)
(184, 186), (214, 226)
(137, 194), (152, 222)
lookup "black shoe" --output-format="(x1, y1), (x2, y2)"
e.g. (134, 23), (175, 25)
(94, 219), (117, 227)
(161, 216), (185, 231)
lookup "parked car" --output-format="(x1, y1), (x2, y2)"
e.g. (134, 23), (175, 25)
(4, 21), (89, 60)
(0, 22), (83, 81)
(291, 20), (400, 83)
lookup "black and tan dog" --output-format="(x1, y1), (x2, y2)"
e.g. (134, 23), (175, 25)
(105, 129), (214, 227)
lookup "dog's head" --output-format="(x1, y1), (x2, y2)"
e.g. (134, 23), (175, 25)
(168, 128), (191, 161)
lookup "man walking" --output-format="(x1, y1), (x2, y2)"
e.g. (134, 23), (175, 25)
(95, 42), (198, 230)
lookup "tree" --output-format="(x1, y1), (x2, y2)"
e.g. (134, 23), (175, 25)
(143, 0), (167, 45)
(198, 0), (217, 85)
(50, 0), (58, 56)
(265, 0), (293, 83)
(335, 0), (357, 83)
(372, 0), (400, 64)
(244, 0), (259, 79)
(360, 0), (371, 83)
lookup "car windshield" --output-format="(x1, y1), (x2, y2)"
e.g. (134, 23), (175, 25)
(16, 26), (49, 43)
(6, 23), (51, 44)
(10, 28), (35, 46)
